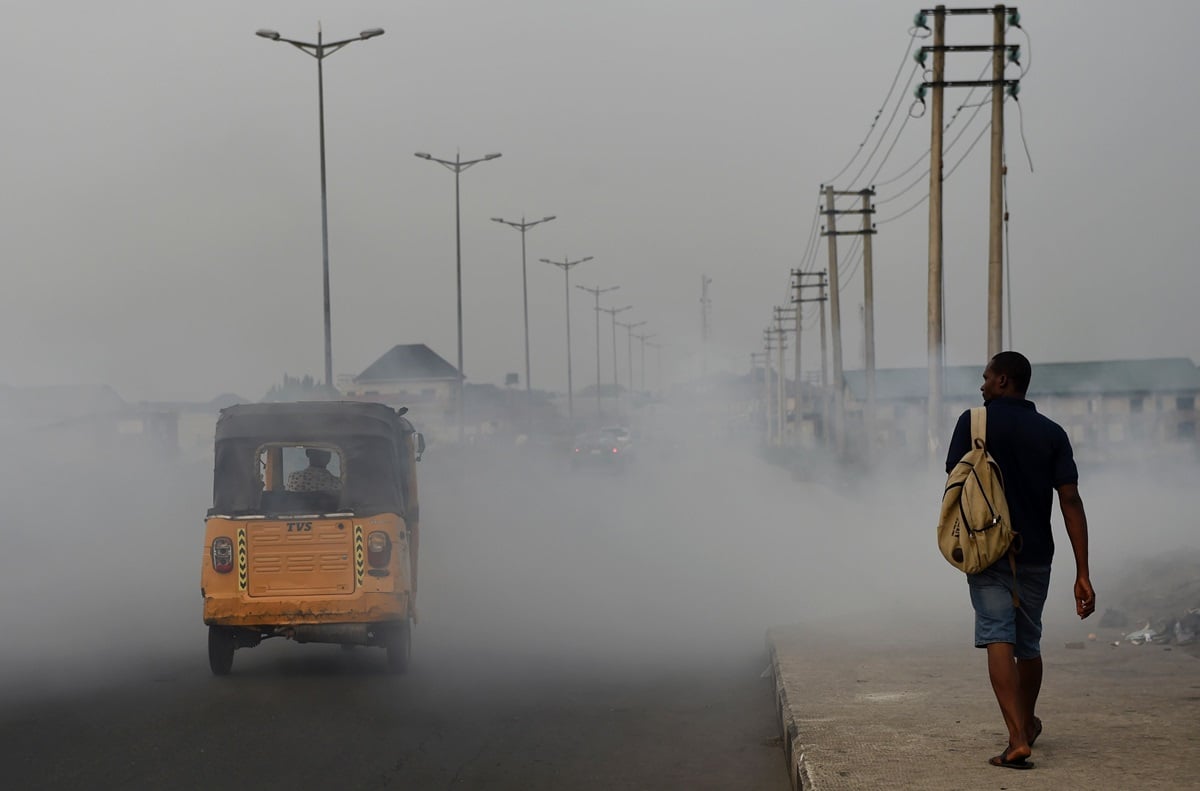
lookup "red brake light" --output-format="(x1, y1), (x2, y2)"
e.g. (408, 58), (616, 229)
(612, 447), (619, 453)
(367, 531), (392, 568)
(211, 537), (234, 573)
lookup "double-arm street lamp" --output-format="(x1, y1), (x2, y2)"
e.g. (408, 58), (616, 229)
(540, 256), (593, 420)
(577, 284), (619, 416)
(491, 215), (556, 400)
(415, 151), (502, 442)
(598, 305), (631, 398)
(256, 26), (385, 389)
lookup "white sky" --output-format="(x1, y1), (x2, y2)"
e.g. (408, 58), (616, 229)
(2, 0), (1197, 402)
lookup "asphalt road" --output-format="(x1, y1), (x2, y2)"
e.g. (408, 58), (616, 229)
(0, 441), (792, 790)
(1, 643), (784, 790)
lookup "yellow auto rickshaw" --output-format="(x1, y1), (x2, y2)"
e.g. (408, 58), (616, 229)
(201, 401), (423, 675)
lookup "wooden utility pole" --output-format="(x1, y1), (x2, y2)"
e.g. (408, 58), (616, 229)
(751, 352), (770, 443)
(774, 307), (794, 442)
(794, 271), (827, 448)
(988, 5), (1006, 357)
(821, 185), (846, 454)
(822, 186), (877, 456)
(927, 6), (946, 460)
(793, 289), (802, 442)
(818, 273), (829, 389)
(762, 329), (775, 445)
(916, 4), (1022, 452)
(860, 189), (877, 454)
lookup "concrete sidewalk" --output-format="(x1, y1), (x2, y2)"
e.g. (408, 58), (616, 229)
(768, 622), (1200, 790)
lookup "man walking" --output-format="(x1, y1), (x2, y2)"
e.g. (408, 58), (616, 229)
(945, 351), (1095, 770)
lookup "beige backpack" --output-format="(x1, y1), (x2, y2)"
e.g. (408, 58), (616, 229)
(938, 407), (1017, 576)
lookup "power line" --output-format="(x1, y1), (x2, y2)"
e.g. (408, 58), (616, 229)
(878, 115), (988, 225)
(838, 236), (866, 287)
(865, 104), (914, 187)
(797, 205), (821, 274)
(823, 31), (920, 185)
(873, 57), (993, 190)
(849, 63), (921, 188)
(875, 90), (993, 206)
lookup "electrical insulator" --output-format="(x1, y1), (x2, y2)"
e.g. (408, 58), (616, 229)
(1006, 82), (1021, 99)
(1008, 46), (1022, 66)
(914, 49), (928, 68)
(1008, 10), (1022, 28)
(914, 84), (928, 101)
(913, 11), (928, 30)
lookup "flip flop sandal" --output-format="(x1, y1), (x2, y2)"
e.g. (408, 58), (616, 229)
(989, 750), (1034, 770)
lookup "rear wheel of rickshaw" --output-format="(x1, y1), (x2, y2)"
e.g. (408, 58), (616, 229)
(384, 618), (411, 674)
(208, 625), (235, 676)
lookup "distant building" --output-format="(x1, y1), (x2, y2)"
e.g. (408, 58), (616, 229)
(344, 344), (461, 406)
(842, 357), (1200, 463)
(0, 383), (185, 461)
(342, 344), (461, 441)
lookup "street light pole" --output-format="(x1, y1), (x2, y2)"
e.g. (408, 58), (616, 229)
(540, 255), (593, 421)
(256, 25), (385, 389)
(492, 215), (556, 401)
(646, 340), (663, 393)
(577, 284), (619, 417)
(598, 305), (631, 400)
(415, 151), (502, 442)
(616, 320), (646, 400)
(633, 332), (656, 393)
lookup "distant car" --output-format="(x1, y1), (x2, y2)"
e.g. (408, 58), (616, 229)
(571, 426), (634, 469)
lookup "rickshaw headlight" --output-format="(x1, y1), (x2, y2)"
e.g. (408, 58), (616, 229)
(367, 531), (392, 567)
(211, 537), (234, 574)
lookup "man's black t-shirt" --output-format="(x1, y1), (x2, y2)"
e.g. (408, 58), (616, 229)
(945, 397), (1078, 567)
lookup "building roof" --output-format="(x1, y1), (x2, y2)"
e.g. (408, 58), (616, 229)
(354, 344), (460, 384)
(844, 358), (1200, 401)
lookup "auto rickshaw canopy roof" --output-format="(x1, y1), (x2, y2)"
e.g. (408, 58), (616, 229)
(211, 401), (414, 518)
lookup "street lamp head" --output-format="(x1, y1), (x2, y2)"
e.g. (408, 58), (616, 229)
(491, 217), (505, 223)
(538, 258), (552, 264)
(542, 215), (556, 222)
(360, 28), (385, 39)
(256, 29), (281, 40)
(414, 152), (432, 160)
(483, 153), (502, 161)
(581, 256), (594, 263)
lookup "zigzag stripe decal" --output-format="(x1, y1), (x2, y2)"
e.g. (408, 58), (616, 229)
(237, 527), (248, 591)
(354, 525), (365, 588)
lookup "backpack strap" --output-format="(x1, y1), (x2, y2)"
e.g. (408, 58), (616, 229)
(975, 405), (1020, 607)
(970, 406), (987, 450)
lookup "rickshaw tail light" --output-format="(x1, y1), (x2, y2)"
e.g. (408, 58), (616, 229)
(367, 531), (392, 568)
(211, 537), (234, 574)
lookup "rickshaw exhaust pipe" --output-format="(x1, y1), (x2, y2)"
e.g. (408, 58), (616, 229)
(281, 624), (379, 645)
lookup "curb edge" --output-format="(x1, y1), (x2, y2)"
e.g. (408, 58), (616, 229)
(768, 632), (818, 791)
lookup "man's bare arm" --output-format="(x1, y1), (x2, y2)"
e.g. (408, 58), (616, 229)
(1057, 482), (1095, 619)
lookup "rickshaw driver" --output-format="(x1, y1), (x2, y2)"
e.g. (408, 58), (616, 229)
(286, 448), (342, 492)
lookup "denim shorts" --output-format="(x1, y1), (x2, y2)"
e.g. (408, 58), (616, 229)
(967, 562), (1052, 659)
